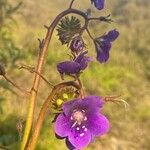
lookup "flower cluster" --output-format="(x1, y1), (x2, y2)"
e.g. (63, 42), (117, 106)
(54, 96), (109, 149)
(53, 0), (119, 149)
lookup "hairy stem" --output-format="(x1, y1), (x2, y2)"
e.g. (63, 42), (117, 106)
(21, 8), (89, 150)
(26, 81), (80, 150)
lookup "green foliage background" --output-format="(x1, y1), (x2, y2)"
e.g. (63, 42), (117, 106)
(0, 0), (150, 149)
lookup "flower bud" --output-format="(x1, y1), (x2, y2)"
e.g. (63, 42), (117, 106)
(59, 33), (69, 44)
(70, 36), (84, 54)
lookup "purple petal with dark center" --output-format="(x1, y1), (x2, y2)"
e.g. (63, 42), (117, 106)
(62, 98), (82, 116)
(76, 96), (103, 115)
(91, 0), (105, 10)
(57, 61), (81, 74)
(68, 129), (92, 149)
(63, 96), (104, 116)
(87, 113), (109, 136)
(54, 114), (71, 137)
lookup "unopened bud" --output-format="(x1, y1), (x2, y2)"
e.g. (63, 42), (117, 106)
(70, 36), (84, 54)
(59, 33), (69, 44)
(56, 99), (64, 106)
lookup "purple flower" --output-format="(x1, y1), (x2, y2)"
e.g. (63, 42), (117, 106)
(57, 61), (81, 74)
(91, 0), (105, 10)
(94, 29), (119, 63)
(57, 51), (92, 75)
(70, 36), (84, 54)
(54, 96), (109, 149)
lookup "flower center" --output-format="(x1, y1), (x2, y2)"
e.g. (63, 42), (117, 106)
(71, 110), (87, 126)
(73, 111), (84, 122)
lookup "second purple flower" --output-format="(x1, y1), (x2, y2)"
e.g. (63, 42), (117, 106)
(57, 51), (92, 76)
(94, 29), (119, 63)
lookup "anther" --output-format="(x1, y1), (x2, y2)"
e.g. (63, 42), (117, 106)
(84, 128), (87, 132)
(84, 117), (87, 121)
(82, 126), (85, 129)
(71, 121), (77, 128)
(76, 127), (80, 131)
(80, 133), (84, 137)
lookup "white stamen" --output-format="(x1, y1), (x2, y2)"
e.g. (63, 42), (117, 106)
(70, 116), (73, 120)
(71, 121), (77, 128)
(78, 122), (81, 125)
(82, 126), (85, 129)
(76, 127), (80, 131)
(80, 133), (84, 137)
(84, 117), (87, 121)
(84, 128), (87, 132)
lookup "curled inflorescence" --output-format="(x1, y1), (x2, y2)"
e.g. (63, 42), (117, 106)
(53, 0), (120, 149)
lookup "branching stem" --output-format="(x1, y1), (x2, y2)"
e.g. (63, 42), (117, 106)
(3, 74), (30, 95)
(26, 81), (80, 150)
(69, 0), (75, 9)
(21, 8), (91, 150)
(19, 65), (54, 88)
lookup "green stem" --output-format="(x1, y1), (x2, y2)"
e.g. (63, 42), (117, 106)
(21, 8), (88, 150)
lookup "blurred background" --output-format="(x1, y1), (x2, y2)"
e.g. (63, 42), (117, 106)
(0, 0), (150, 149)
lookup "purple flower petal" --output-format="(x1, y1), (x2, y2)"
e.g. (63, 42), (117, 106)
(102, 29), (119, 42)
(54, 114), (71, 137)
(88, 113), (109, 136)
(74, 51), (91, 71)
(68, 129), (92, 149)
(97, 51), (109, 63)
(95, 41), (111, 63)
(66, 139), (77, 150)
(84, 95), (104, 109)
(63, 96), (104, 116)
(91, 0), (105, 10)
(57, 51), (91, 75)
(94, 29), (119, 63)
(57, 61), (81, 74)
(62, 98), (82, 116)
(75, 51), (88, 63)
(79, 56), (92, 70)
